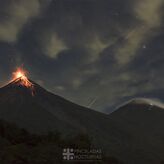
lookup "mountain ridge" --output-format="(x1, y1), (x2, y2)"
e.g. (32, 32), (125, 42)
(114, 97), (164, 112)
(2, 78), (164, 163)
(0, 77), (116, 154)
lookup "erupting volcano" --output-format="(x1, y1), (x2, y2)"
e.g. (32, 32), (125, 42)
(11, 67), (35, 95)
(0, 68), (111, 141)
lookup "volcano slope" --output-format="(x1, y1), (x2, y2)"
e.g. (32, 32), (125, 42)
(2, 79), (164, 163)
(109, 98), (164, 164)
(0, 77), (124, 154)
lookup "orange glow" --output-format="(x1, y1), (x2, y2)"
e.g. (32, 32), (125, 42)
(12, 68), (35, 95)
(13, 68), (26, 79)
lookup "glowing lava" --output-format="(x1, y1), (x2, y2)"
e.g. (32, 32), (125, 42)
(12, 68), (35, 95)
(13, 68), (26, 79)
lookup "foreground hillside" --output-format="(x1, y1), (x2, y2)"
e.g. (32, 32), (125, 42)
(0, 119), (122, 164)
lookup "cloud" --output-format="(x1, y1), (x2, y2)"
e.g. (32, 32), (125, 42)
(115, 0), (163, 65)
(85, 35), (111, 62)
(41, 31), (110, 61)
(41, 32), (68, 59)
(34, 0), (132, 62)
(135, 0), (163, 26)
(0, 0), (42, 43)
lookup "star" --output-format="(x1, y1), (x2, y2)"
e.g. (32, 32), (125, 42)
(143, 45), (147, 49)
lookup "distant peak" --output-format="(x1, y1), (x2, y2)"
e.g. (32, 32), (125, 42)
(130, 98), (151, 104)
(116, 98), (164, 110)
(129, 98), (162, 106)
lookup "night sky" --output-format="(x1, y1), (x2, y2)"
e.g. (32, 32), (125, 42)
(0, 0), (164, 113)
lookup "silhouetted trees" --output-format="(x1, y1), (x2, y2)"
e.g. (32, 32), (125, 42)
(0, 119), (122, 164)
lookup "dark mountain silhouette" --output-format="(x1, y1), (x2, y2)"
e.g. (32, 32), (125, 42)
(1, 78), (164, 163)
(0, 119), (123, 164)
(110, 98), (164, 164)
(0, 77), (119, 153)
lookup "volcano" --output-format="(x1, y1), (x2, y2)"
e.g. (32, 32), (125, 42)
(0, 77), (108, 132)
(2, 76), (164, 163)
(109, 99), (164, 164)
(0, 76), (118, 153)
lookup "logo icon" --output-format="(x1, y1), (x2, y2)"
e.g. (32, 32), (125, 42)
(63, 148), (74, 160)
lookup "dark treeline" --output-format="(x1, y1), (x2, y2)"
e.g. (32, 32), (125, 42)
(0, 120), (123, 164)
